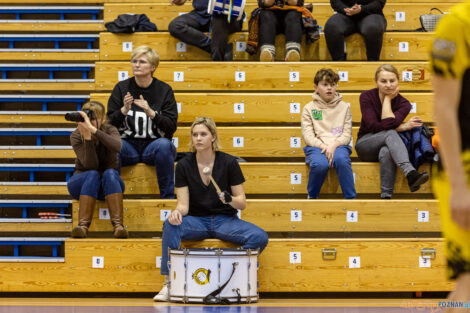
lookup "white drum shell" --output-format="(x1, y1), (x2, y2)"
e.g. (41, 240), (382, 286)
(169, 249), (258, 303)
(207, 0), (245, 19)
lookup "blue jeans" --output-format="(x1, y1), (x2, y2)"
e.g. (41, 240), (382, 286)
(119, 138), (177, 199)
(304, 145), (356, 199)
(67, 169), (125, 201)
(160, 214), (269, 275)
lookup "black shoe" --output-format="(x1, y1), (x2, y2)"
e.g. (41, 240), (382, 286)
(406, 170), (429, 192)
(224, 43), (233, 61)
(381, 196), (391, 200)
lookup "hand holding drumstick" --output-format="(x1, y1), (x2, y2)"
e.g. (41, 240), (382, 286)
(203, 167), (232, 203)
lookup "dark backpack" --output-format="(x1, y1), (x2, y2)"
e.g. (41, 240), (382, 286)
(105, 14), (157, 33)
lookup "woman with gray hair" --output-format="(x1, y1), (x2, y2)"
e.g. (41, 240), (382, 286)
(107, 46), (178, 199)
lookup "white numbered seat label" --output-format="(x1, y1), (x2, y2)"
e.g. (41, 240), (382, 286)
(290, 252), (301, 264)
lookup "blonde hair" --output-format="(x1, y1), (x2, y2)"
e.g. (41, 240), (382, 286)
(375, 64), (399, 81)
(82, 101), (108, 131)
(131, 45), (160, 69)
(189, 117), (221, 152)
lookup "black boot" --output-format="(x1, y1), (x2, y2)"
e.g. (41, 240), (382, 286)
(406, 170), (429, 192)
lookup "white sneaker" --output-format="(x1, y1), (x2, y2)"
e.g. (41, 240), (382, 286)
(153, 283), (169, 302)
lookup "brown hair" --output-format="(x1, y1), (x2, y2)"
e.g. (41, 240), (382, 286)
(82, 101), (108, 131)
(189, 117), (221, 152)
(314, 68), (339, 85)
(374, 64), (399, 81)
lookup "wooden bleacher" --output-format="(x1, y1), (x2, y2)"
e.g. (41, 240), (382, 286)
(5, 198), (439, 233)
(103, 3), (456, 32)
(70, 199), (440, 233)
(0, 63), (95, 91)
(99, 32), (433, 61)
(0, 162), (432, 196)
(0, 238), (452, 292)
(0, 0), (449, 296)
(0, 34), (100, 61)
(0, 5), (104, 32)
(0, 126), (434, 159)
(95, 61), (430, 92)
(0, 92), (432, 125)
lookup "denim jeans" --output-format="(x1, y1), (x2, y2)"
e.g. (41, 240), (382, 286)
(67, 169), (125, 201)
(303, 145), (356, 199)
(160, 214), (269, 275)
(119, 138), (177, 199)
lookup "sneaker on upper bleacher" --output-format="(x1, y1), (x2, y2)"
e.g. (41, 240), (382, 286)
(260, 44), (275, 62)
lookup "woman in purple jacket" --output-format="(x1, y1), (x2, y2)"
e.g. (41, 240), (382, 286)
(355, 64), (429, 199)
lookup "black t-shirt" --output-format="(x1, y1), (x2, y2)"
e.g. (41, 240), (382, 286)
(175, 151), (245, 216)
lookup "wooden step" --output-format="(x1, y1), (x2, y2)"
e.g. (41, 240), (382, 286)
(0, 126), (434, 160)
(0, 238), (452, 292)
(0, 162), (432, 196)
(73, 199), (440, 233)
(99, 32), (433, 61)
(95, 61), (430, 92)
(0, 92), (433, 125)
(103, 3), (454, 32)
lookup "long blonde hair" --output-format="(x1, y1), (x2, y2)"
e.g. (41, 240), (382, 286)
(189, 117), (221, 152)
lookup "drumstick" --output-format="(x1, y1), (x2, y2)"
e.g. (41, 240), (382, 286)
(202, 167), (222, 194)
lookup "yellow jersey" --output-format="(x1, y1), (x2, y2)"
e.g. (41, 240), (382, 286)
(430, 1), (470, 280)
(430, 1), (470, 151)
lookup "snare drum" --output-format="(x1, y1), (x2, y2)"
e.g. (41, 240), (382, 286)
(207, 0), (246, 21)
(168, 248), (258, 303)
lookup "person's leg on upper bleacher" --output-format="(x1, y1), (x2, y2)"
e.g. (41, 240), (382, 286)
(168, 12), (211, 54)
(324, 13), (357, 61)
(357, 14), (387, 61)
(283, 10), (302, 61)
(210, 14), (243, 61)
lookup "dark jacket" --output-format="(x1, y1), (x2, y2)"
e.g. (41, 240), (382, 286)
(399, 126), (435, 169)
(330, 0), (385, 18)
(105, 14), (157, 33)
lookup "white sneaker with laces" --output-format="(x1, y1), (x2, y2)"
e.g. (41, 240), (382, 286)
(153, 283), (169, 302)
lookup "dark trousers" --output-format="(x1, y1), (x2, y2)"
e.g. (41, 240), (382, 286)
(324, 13), (387, 61)
(259, 9), (302, 47)
(168, 11), (243, 61)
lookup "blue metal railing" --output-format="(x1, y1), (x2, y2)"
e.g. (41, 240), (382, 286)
(0, 200), (71, 219)
(0, 96), (88, 111)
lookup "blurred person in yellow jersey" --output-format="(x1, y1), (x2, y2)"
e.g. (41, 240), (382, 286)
(430, 1), (470, 312)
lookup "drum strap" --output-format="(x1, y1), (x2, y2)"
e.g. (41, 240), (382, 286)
(203, 262), (241, 305)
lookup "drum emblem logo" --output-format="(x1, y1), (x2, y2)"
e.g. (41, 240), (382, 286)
(193, 268), (211, 285)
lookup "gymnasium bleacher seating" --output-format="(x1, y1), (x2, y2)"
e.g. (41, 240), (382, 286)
(0, 0), (461, 295)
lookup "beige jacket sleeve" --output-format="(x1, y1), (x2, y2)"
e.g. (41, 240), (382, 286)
(334, 104), (352, 146)
(301, 103), (324, 148)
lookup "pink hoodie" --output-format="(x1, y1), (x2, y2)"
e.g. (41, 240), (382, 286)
(301, 92), (352, 148)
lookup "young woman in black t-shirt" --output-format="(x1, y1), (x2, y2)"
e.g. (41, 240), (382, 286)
(153, 117), (269, 302)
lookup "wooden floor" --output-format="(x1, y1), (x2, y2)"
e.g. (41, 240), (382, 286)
(0, 298), (446, 312)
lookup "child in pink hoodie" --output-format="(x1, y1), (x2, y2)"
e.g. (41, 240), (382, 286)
(301, 68), (356, 199)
